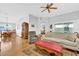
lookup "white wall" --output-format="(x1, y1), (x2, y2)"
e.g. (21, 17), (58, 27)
(29, 11), (79, 34)
(29, 15), (52, 35)
(49, 11), (79, 33)
(16, 15), (29, 36)
(0, 15), (16, 23)
(29, 15), (40, 35)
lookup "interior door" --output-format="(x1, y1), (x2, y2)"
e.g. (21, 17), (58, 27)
(22, 22), (28, 39)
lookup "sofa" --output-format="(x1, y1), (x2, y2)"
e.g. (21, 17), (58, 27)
(41, 32), (79, 51)
(29, 31), (38, 43)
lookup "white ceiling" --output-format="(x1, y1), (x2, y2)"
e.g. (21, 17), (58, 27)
(0, 3), (79, 22)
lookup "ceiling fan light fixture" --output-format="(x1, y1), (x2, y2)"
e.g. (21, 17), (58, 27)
(41, 3), (57, 13)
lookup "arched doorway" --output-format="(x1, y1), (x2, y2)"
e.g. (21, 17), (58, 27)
(22, 22), (29, 39)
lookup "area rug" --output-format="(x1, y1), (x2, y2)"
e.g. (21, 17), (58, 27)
(62, 49), (76, 56)
(23, 47), (44, 56)
(22, 44), (50, 56)
(23, 45), (78, 56)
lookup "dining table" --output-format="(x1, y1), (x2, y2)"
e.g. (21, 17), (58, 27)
(1, 31), (16, 41)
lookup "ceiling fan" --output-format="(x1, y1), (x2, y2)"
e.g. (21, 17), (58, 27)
(41, 3), (57, 13)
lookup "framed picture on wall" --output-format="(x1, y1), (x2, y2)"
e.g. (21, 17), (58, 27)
(31, 24), (35, 27)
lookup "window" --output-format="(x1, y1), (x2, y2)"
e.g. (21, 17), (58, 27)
(54, 22), (73, 33)
(0, 23), (16, 32)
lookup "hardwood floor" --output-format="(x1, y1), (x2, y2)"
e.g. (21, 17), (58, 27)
(1, 37), (28, 56)
(0, 36), (79, 56)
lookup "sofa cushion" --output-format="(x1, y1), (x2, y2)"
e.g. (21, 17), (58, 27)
(75, 38), (79, 48)
(45, 32), (67, 39)
(45, 32), (78, 42)
(43, 37), (77, 47)
(66, 33), (77, 42)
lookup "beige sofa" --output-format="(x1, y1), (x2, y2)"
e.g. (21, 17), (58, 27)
(42, 32), (79, 51)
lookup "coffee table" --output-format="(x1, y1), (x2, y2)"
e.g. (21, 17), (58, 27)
(34, 40), (63, 56)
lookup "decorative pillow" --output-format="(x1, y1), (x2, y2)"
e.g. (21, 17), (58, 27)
(76, 33), (79, 38)
(66, 34), (77, 42)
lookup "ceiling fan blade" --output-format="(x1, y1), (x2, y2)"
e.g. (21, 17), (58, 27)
(48, 8), (51, 13)
(47, 3), (50, 7)
(47, 3), (53, 8)
(50, 3), (53, 6)
(50, 7), (57, 9)
(41, 8), (47, 12)
(40, 7), (46, 8)
(41, 3), (57, 13)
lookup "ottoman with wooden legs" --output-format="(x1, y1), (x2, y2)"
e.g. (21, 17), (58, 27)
(34, 40), (63, 56)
